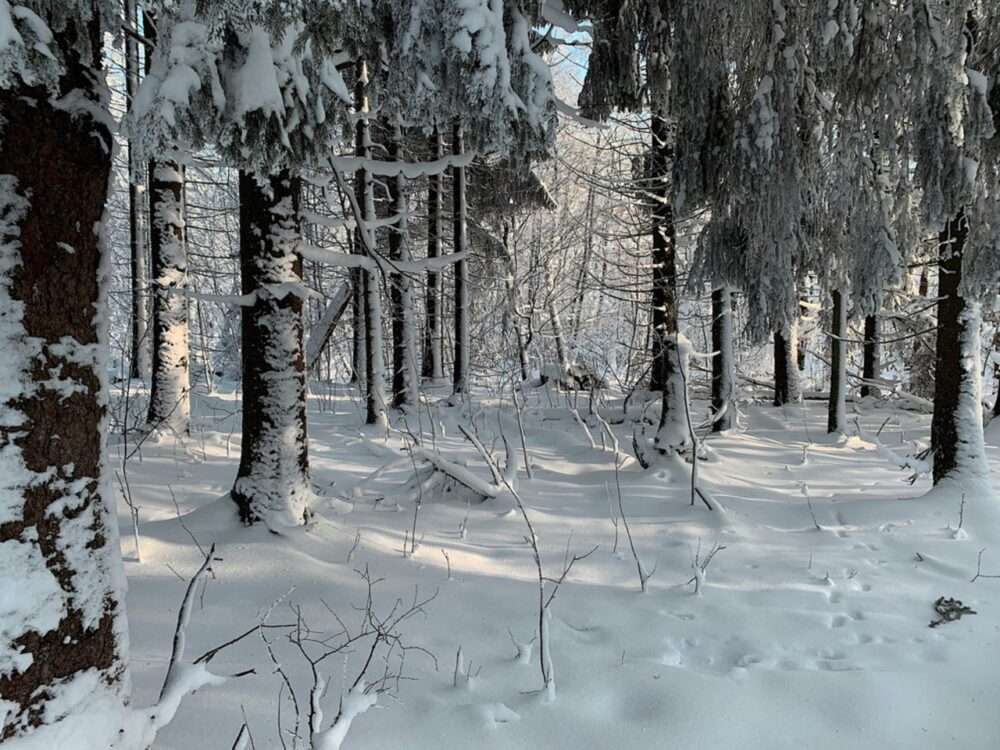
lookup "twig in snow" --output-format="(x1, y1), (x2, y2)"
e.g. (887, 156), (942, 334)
(613, 456), (655, 592)
(971, 548), (1000, 583)
(686, 539), (727, 595)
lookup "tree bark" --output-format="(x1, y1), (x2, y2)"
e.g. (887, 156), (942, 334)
(773, 321), (801, 406)
(232, 171), (311, 528)
(389, 121), (418, 408)
(145, 159), (189, 434)
(931, 211), (987, 484)
(0, 17), (128, 742)
(354, 61), (386, 426)
(648, 113), (689, 452)
(452, 119), (470, 398)
(144, 12), (189, 435)
(711, 287), (734, 432)
(423, 127), (444, 381)
(649, 113), (675, 393)
(827, 289), (847, 434)
(861, 314), (880, 398)
(126, 0), (149, 381)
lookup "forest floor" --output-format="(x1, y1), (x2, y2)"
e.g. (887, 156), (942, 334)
(116, 384), (1000, 749)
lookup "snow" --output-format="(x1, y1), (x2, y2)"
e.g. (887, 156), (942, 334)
(108, 382), (1000, 749)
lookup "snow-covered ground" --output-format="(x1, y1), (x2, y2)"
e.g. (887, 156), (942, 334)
(117, 385), (1000, 749)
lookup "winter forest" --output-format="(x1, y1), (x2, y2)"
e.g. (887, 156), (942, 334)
(3, 0), (1000, 748)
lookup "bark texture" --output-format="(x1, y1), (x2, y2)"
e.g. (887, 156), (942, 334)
(711, 287), (734, 432)
(126, 0), (149, 381)
(931, 212), (987, 485)
(232, 171), (311, 528)
(649, 113), (676, 393)
(452, 120), (470, 398)
(144, 12), (189, 434)
(773, 321), (801, 406)
(827, 289), (847, 434)
(145, 160), (189, 434)
(389, 122), (418, 408)
(861, 314), (880, 398)
(423, 127), (444, 381)
(0, 17), (127, 741)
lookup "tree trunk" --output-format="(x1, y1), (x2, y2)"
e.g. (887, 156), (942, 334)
(350, 76), (367, 389)
(355, 61), (386, 426)
(827, 289), (847, 434)
(145, 159), (190, 435)
(126, 0), (149, 381)
(648, 113), (689, 452)
(773, 321), (801, 406)
(305, 284), (351, 373)
(931, 211), (988, 485)
(232, 171), (311, 528)
(501, 221), (530, 381)
(993, 326), (1000, 419)
(861, 314), (880, 398)
(144, 13), (189, 435)
(910, 265), (935, 399)
(351, 256), (366, 386)
(423, 127), (444, 381)
(711, 287), (734, 432)
(546, 267), (570, 376)
(0, 17), (129, 743)
(389, 122), (418, 408)
(648, 114), (675, 393)
(570, 183), (595, 343)
(452, 119), (470, 398)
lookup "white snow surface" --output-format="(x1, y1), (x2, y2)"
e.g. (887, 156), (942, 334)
(112, 384), (1000, 749)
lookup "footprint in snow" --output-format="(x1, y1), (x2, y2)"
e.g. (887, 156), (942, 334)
(476, 703), (521, 727)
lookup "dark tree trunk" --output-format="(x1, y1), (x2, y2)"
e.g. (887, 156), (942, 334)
(932, 211), (987, 484)
(351, 257), (366, 385)
(126, 0), (149, 381)
(993, 327), (1000, 419)
(774, 330), (789, 405)
(232, 171), (311, 528)
(649, 112), (688, 452)
(354, 61), (385, 425)
(773, 322), (801, 406)
(649, 113), (676, 393)
(423, 127), (444, 380)
(350, 68), (368, 390)
(0, 17), (128, 741)
(827, 289), (847, 434)
(452, 119), (470, 398)
(711, 287), (734, 432)
(144, 12), (189, 434)
(389, 122), (417, 408)
(861, 314), (880, 398)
